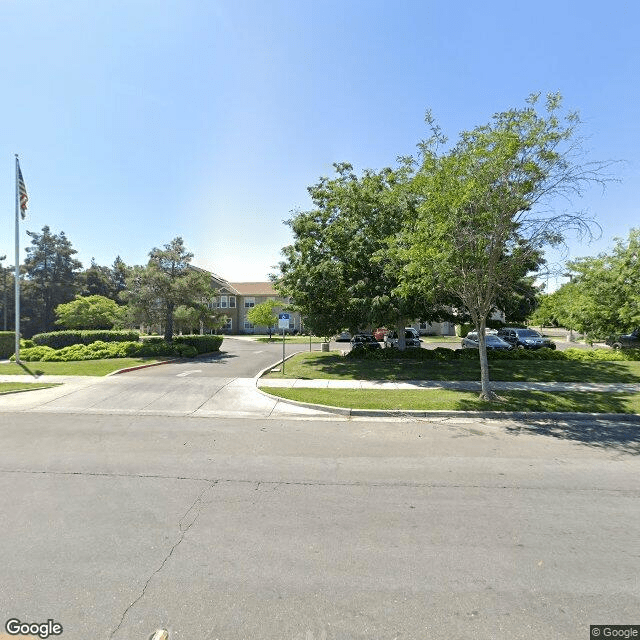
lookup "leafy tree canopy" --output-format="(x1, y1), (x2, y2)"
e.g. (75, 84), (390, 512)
(55, 295), (123, 329)
(23, 225), (82, 335)
(122, 237), (216, 341)
(400, 93), (614, 399)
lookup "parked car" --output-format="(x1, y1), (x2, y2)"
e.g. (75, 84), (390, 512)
(606, 329), (640, 349)
(350, 333), (382, 351)
(373, 327), (388, 341)
(461, 332), (513, 350)
(384, 328), (422, 348)
(496, 327), (556, 350)
(334, 331), (352, 342)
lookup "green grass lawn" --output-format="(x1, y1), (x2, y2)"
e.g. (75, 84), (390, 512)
(0, 358), (165, 377)
(263, 351), (640, 383)
(0, 382), (60, 394)
(261, 387), (640, 413)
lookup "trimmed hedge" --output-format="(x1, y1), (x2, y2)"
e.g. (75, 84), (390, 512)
(174, 334), (223, 354)
(12, 340), (198, 362)
(32, 330), (140, 349)
(347, 346), (640, 362)
(0, 332), (15, 359)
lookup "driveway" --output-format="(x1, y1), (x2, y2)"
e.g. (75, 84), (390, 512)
(0, 338), (331, 419)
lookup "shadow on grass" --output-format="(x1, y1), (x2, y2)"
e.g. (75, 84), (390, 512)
(454, 391), (633, 414)
(505, 416), (640, 456)
(18, 362), (45, 377)
(305, 354), (640, 383)
(489, 360), (640, 383)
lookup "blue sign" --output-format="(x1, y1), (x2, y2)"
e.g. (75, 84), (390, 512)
(278, 313), (290, 329)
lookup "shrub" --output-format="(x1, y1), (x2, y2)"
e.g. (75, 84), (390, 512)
(174, 334), (223, 354)
(13, 339), (198, 362)
(32, 330), (140, 349)
(0, 332), (15, 359)
(346, 346), (638, 363)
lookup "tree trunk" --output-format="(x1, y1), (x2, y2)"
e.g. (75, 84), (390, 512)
(477, 318), (498, 401)
(396, 318), (406, 351)
(164, 303), (174, 342)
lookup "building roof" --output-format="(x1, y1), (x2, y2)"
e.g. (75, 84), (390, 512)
(229, 282), (278, 296)
(189, 265), (240, 294)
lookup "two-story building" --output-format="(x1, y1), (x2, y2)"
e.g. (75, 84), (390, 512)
(202, 269), (301, 335)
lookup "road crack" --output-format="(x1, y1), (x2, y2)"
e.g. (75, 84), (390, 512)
(109, 480), (217, 639)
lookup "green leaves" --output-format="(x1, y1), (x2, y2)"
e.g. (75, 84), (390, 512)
(55, 295), (123, 329)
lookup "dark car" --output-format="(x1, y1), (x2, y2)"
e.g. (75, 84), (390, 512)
(496, 327), (556, 350)
(461, 332), (513, 350)
(606, 329), (640, 349)
(350, 333), (382, 351)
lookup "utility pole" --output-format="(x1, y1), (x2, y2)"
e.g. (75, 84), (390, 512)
(0, 255), (6, 331)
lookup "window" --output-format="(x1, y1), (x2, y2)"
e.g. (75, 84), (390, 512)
(244, 297), (255, 308)
(229, 296), (236, 308)
(244, 320), (254, 330)
(222, 317), (232, 331)
(220, 295), (228, 309)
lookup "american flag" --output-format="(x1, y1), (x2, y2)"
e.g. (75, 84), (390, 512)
(17, 160), (28, 219)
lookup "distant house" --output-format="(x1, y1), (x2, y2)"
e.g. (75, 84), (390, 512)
(198, 269), (300, 335)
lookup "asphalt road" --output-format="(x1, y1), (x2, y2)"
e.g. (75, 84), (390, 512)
(134, 336), (317, 378)
(0, 408), (638, 640)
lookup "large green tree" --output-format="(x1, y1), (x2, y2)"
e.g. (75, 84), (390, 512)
(402, 93), (613, 399)
(22, 225), (82, 335)
(123, 238), (216, 341)
(532, 228), (640, 339)
(76, 258), (113, 299)
(55, 294), (123, 329)
(277, 162), (445, 346)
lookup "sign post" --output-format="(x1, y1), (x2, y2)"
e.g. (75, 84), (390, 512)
(278, 313), (290, 374)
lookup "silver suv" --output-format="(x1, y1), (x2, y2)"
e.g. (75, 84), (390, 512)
(384, 328), (422, 348)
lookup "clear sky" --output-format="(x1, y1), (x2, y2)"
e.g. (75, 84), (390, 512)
(1, 0), (638, 288)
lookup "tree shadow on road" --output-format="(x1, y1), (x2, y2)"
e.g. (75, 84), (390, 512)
(195, 351), (239, 364)
(504, 417), (640, 456)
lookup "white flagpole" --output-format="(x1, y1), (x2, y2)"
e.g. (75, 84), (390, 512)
(14, 154), (21, 364)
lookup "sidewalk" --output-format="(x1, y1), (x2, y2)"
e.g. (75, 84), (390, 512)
(257, 378), (640, 393)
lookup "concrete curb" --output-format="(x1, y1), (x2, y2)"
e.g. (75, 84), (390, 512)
(107, 359), (176, 376)
(253, 352), (301, 380)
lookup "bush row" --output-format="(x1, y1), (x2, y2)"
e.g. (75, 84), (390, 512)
(12, 340), (200, 362)
(346, 347), (640, 362)
(0, 332), (15, 360)
(32, 330), (140, 348)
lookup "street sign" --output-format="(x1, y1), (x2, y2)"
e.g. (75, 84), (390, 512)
(278, 313), (290, 330)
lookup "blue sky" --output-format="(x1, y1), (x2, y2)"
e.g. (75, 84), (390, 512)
(1, 0), (637, 288)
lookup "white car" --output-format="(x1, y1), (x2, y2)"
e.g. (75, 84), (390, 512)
(384, 328), (422, 348)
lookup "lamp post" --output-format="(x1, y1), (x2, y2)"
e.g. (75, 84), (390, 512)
(0, 255), (6, 331)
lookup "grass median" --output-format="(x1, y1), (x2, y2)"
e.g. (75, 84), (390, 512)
(0, 382), (60, 394)
(0, 358), (166, 377)
(263, 351), (640, 383)
(261, 387), (640, 413)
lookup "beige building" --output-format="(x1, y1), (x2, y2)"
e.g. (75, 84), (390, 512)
(204, 270), (301, 335)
